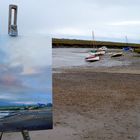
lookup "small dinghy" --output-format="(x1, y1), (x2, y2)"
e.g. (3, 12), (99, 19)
(111, 52), (123, 57)
(85, 55), (100, 62)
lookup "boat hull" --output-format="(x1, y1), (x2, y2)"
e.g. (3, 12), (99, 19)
(111, 53), (123, 57)
(90, 51), (105, 56)
(85, 56), (100, 62)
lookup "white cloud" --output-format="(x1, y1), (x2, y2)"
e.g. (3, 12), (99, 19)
(0, 94), (15, 100)
(54, 28), (88, 36)
(14, 101), (37, 105)
(110, 21), (140, 26)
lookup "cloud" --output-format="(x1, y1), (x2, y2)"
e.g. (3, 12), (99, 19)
(84, 0), (140, 6)
(21, 67), (40, 75)
(54, 28), (88, 36)
(13, 101), (38, 105)
(0, 74), (21, 87)
(110, 21), (140, 26)
(0, 95), (13, 100)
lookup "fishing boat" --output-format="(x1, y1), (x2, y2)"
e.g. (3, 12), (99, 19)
(85, 55), (100, 62)
(111, 52), (123, 57)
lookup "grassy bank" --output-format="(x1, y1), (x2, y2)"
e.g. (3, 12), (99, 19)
(0, 104), (52, 111)
(53, 38), (140, 49)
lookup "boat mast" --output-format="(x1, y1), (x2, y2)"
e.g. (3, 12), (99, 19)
(92, 30), (96, 49)
(125, 35), (128, 47)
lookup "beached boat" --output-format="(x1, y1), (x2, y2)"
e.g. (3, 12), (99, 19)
(85, 55), (100, 62)
(123, 47), (133, 52)
(111, 52), (123, 57)
(90, 50), (97, 53)
(90, 50), (105, 56)
(98, 46), (108, 51)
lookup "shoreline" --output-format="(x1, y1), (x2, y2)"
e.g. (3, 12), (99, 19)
(53, 61), (140, 74)
(52, 38), (140, 49)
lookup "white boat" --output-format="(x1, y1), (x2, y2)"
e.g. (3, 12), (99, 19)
(85, 55), (100, 62)
(89, 50), (105, 56)
(98, 46), (108, 51)
(111, 52), (123, 57)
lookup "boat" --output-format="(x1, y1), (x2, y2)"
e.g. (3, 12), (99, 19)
(123, 36), (134, 52)
(90, 50), (97, 53)
(89, 50), (105, 56)
(85, 55), (100, 62)
(111, 52), (123, 57)
(98, 46), (108, 51)
(123, 47), (133, 52)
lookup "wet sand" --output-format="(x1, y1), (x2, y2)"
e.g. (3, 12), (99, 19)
(2, 49), (140, 140)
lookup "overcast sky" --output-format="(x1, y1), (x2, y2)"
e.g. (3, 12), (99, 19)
(1, 0), (140, 43)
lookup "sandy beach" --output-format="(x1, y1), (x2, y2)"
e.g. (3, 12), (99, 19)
(1, 48), (140, 140)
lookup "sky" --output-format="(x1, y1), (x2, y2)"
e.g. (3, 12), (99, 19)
(0, 0), (140, 43)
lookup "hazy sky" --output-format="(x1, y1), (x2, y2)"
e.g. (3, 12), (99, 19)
(1, 0), (140, 42)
